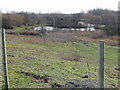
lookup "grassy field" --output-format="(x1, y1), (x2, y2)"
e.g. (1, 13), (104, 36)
(15, 26), (34, 31)
(1, 30), (119, 88)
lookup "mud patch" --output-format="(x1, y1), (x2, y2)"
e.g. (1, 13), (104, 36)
(21, 71), (49, 83)
(7, 54), (15, 57)
(114, 67), (120, 71)
(64, 79), (99, 88)
(109, 73), (118, 79)
(6, 31), (40, 36)
(50, 79), (99, 88)
(51, 83), (63, 88)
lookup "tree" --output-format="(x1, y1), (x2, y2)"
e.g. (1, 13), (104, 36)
(2, 13), (24, 29)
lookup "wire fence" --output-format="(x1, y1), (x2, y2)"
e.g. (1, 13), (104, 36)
(1, 30), (119, 88)
(0, 29), (2, 89)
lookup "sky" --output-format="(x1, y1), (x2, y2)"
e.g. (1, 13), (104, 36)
(0, 0), (119, 14)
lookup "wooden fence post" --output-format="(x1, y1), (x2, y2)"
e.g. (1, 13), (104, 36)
(2, 28), (9, 89)
(99, 40), (105, 88)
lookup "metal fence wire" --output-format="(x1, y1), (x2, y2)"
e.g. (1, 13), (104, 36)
(1, 30), (119, 88)
(0, 29), (2, 88)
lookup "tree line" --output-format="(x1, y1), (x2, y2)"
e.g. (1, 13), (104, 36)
(2, 8), (119, 35)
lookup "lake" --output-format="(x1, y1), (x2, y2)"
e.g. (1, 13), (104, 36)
(34, 26), (96, 31)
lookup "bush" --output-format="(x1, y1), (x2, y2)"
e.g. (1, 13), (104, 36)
(104, 25), (118, 36)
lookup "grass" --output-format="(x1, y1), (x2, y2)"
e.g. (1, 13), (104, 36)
(1, 31), (119, 88)
(15, 26), (34, 31)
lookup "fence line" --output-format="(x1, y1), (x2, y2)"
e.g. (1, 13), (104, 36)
(1, 29), (9, 89)
(99, 40), (105, 88)
(1, 29), (105, 88)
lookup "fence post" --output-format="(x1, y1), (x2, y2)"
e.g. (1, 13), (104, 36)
(99, 40), (105, 88)
(1, 28), (9, 89)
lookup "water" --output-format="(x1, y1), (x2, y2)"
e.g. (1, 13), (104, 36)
(34, 26), (96, 31)
(34, 26), (54, 31)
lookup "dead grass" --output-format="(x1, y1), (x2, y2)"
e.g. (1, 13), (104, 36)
(5, 29), (119, 46)
(72, 31), (107, 39)
(74, 36), (119, 46)
(71, 31), (119, 46)
(6, 34), (55, 45)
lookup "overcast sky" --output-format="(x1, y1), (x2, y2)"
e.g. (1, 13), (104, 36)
(0, 0), (119, 14)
